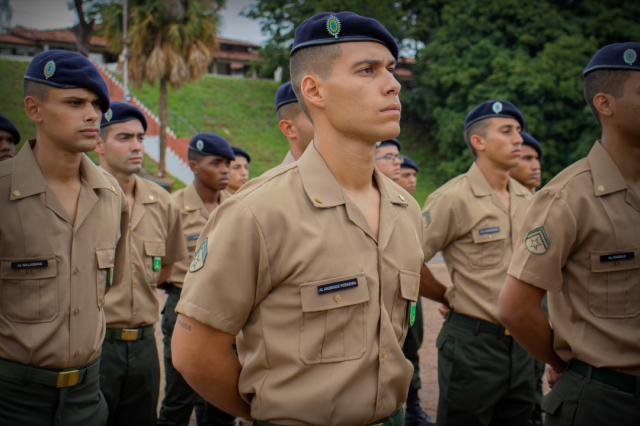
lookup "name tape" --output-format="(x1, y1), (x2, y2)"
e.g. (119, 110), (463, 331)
(317, 279), (358, 295)
(479, 227), (500, 235)
(600, 252), (635, 262)
(11, 260), (49, 269)
(187, 234), (200, 241)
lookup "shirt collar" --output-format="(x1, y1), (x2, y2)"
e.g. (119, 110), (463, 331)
(467, 162), (494, 197)
(134, 175), (159, 204)
(588, 141), (627, 197)
(183, 182), (206, 212)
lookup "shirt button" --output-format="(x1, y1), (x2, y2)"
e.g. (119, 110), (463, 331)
(74, 309), (80, 315)
(335, 294), (342, 302)
(133, 312), (138, 316)
(74, 351), (79, 358)
(73, 268), (79, 275)
(381, 351), (387, 359)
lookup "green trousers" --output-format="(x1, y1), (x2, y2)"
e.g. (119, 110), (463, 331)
(402, 297), (424, 393)
(0, 359), (108, 426)
(435, 315), (535, 426)
(158, 292), (235, 426)
(100, 333), (161, 426)
(543, 367), (640, 425)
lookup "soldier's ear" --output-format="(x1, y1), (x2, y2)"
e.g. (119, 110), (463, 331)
(189, 160), (199, 175)
(470, 134), (486, 153)
(278, 119), (297, 139)
(24, 96), (43, 124)
(592, 92), (614, 120)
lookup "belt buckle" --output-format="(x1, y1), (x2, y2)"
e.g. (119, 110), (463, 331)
(504, 329), (511, 336)
(56, 370), (79, 388)
(121, 329), (139, 341)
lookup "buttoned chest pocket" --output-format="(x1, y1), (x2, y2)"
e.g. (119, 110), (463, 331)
(144, 241), (166, 285)
(588, 248), (640, 318)
(391, 271), (420, 342)
(468, 223), (507, 269)
(299, 273), (370, 365)
(1, 257), (58, 323)
(96, 248), (115, 309)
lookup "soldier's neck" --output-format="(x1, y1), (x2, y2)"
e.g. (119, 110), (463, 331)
(600, 132), (640, 197)
(31, 137), (82, 186)
(194, 179), (221, 214)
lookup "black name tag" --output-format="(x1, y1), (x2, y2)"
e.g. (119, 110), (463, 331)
(317, 279), (358, 295)
(11, 260), (49, 269)
(187, 234), (200, 241)
(600, 252), (635, 262)
(479, 227), (500, 235)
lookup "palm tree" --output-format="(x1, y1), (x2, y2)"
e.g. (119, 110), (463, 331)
(100, 0), (223, 176)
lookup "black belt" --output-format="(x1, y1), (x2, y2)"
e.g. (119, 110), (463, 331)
(105, 325), (155, 341)
(0, 357), (100, 388)
(570, 359), (640, 396)
(447, 310), (511, 336)
(170, 284), (182, 295)
(254, 407), (403, 426)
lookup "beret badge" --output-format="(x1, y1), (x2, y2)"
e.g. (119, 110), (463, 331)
(326, 16), (341, 39)
(44, 60), (56, 79)
(105, 109), (113, 122)
(492, 101), (503, 114)
(623, 49), (637, 66)
(196, 140), (204, 151)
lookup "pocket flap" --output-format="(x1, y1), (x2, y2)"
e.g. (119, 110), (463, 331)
(400, 270), (420, 302)
(96, 248), (115, 270)
(541, 390), (563, 415)
(144, 241), (166, 257)
(300, 273), (369, 312)
(591, 247), (638, 273)
(472, 223), (507, 244)
(1, 257), (57, 280)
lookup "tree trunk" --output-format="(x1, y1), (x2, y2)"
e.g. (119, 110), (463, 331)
(158, 78), (168, 177)
(72, 0), (93, 57)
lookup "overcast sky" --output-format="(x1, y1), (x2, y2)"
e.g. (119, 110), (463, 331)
(9, 0), (268, 45)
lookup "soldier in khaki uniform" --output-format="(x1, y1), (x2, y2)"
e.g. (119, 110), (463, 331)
(170, 12), (424, 425)
(0, 51), (128, 426)
(95, 101), (188, 426)
(159, 133), (236, 426)
(508, 132), (542, 195)
(0, 113), (20, 162)
(420, 100), (535, 425)
(500, 42), (640, 426)
(227, 146), (251, 194)
(375, 138), (403, 181)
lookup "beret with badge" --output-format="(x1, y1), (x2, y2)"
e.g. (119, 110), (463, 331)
(583, 42), (640, 76)
(231, 146), (251, 163)
(291, 12), (399, 61)
(275, 82), (298, 111)
(465, 100), (525, 131)
(24, 50), (110, 113)
(376, 138), (402, 151)
(101, 101), (148, 132)
(400, 156), (419, 173)
(0, 113), (20, 144)
(189, 133), (235, 161)
(521, 131), (543, 162)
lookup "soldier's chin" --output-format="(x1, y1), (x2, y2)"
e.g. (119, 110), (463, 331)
(72, 139), (98, 153)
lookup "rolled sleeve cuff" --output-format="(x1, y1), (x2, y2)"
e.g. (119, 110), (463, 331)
(162, 250), (189, 265)
(175, 299), (243, 336)
(507, 263), (563, 293)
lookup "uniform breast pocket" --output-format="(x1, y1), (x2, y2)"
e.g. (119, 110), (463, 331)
(392, 270), (420, 342)
(144, 241), (166, 285)
(96, 248), (115, 309)
(299, 273), (370, 365)
(1, 257), (58, 323)
(469, 223), (507, 269)
(588, 248), (640, 318)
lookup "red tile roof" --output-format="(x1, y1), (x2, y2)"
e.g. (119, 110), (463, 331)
(7, 27), (107, 47)
(0, 33), (37, 46)
(213, 50), (260, 62)
(217, 38), (261, 49)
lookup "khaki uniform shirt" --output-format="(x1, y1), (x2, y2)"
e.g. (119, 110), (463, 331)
(0, 141), (128, 368)
(167, 184), (231, 288)
(508, 142), (640, 375)
(177, 143), (425, 425)
(262, 150), (297, 176)
(104, 175), (188, 329)
(422, 163), (532, 324)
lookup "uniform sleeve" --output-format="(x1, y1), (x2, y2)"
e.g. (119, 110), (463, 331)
(507, 190), (576, 292)
(421, 192), (459, 262)
(162, 197), (188, 264)
(176, 197), (271, 335)
(112, 187), (129, 288)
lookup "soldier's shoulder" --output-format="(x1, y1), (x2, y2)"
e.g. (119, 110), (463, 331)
(140, 177), (174, 204)
(233, 162), (299, 204)
(542, 158), (592, 195)
(425, 173), (468, 204)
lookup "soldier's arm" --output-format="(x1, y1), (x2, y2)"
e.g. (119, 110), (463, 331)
(158, 264), (173, 285)
(419, 264), (448, 305)
(172, 314), (252, 418)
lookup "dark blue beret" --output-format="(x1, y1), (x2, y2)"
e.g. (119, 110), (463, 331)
(465, 100), (525, 131)
(291, 12), (399, 61)
(401, 156), (419, 173)
(521, 132), (543, 162)
(275, 82), (298, 111)
(0, 113), (20, 144)
(231, 146), (251, 163)
(24, 50), (110, 113)
(101, 101), (147, 132)
(188, 133), (235, 161)
(376, 138), (401, 151)
(583, 42), (640, 76)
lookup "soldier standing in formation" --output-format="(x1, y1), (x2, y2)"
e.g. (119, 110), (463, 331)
(374, 138), (403, 181)
(509, 131), (542, 195)
(0, 113), (20, 162)
(227, 146), (251, 194)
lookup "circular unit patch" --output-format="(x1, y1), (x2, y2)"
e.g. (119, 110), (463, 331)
(326, 16), (341, 39)
(44, 60), (56, 79)
(196, 139), (204, 151)
(623, 49), (637, 66)
(492, 101), (503, 114)
(105, 109), (113, 122)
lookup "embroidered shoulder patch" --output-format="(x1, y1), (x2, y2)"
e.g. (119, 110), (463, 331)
(525, 227), (549, 255)
(189, 237), (207, 272)
(422, 210), (431, 228)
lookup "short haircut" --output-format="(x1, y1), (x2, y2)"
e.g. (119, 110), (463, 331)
(99, 126), (112, 142)
(188, 149), (207, 163)
(583, 69), (632, 125)
(24, 79), (52, 102)
(463, 118), (491, 157)
(290, 43), (343, 123)
(277, 102), (303, 122)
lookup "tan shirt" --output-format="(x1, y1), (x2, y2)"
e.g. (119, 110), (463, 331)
(167, 183), (231, 288)
(508, 142), (640, 375)
(177, 143), (425, 425)
(0, 140), (128, 368)
(104, 176), (188, 329)
(261, 150), (297, 176)
(422, 162), (532, 324)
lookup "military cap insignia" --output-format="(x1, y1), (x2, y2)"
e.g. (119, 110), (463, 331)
(525, 226), (549, 255)
(422, 210), (431, 228)
(105, 109), (113, 122)
(44, 60), (56, 79)
(492, 101), (503, 114)
(623, 49), (637, 66)
(189, 237), (207, 272)
(196, 139), (204, 151)
(326, 16), (341, 39)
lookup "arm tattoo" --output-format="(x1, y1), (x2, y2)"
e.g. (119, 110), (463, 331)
(177, 318), (192, 331)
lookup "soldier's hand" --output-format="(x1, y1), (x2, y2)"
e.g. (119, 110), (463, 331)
(437, 304), (450, 319)
(239, 418), (254, 426)
(545, 364), (562, 388)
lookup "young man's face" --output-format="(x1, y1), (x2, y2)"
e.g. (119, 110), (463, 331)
(509, 144), (541, 192)
(191, 155), (231, 191)
(611, 71), (640, 140)
(322, 41), (401, 143)
(228, 156), (249, 193)
(96, 120), (145, 176)
(477, 117), (523, 170)
(396, 168), (417, 195)
(0, 130), (16, 161)
(33, 87), (103, 152)
(374, 145), (402, 180)
(294, 110), (314, 153)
